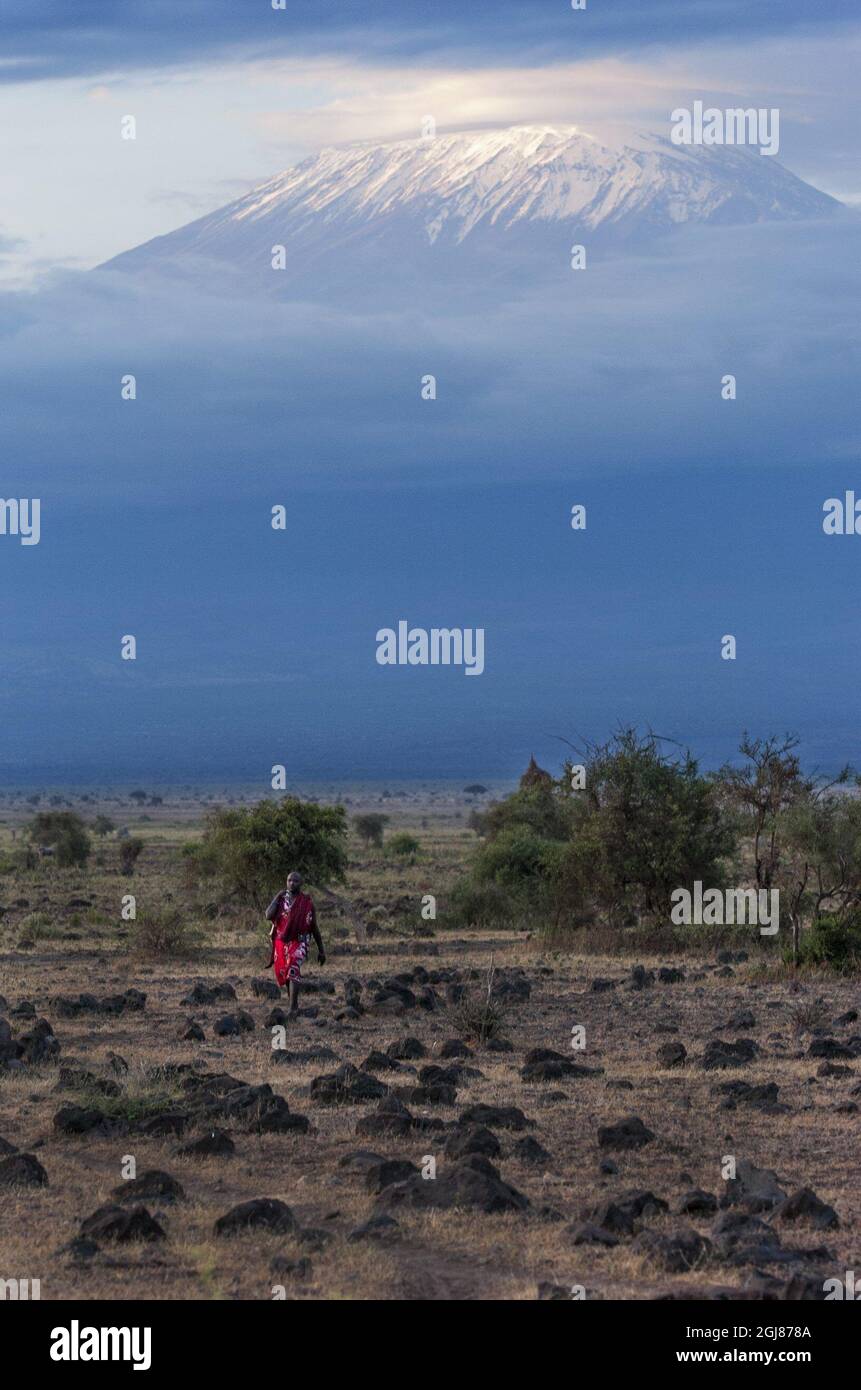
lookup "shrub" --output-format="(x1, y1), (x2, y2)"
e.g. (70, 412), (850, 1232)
(128, 908), (203, 959)
(28, 810), (91, 868)
(353, 813), (389, 847)
(791, 914), (861, 974)
(119, 837), (145, 874)
(387, 832), (420, 858)
(17, 911), (60, 948)
(451, 962), (507, 1043)
(184, 796), (347, 910)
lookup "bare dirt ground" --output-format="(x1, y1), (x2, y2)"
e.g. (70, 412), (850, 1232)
(2, 929), (858, 1301)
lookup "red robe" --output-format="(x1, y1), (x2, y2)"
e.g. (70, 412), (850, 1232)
(271, 891), (316, 987)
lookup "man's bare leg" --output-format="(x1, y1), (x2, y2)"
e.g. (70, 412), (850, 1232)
(287, 978), (301, 1016)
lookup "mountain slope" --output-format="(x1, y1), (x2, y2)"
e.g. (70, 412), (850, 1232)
(103, 124), (842, 284)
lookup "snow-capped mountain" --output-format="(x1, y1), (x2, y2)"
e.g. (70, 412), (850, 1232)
(103, 124), (841, 284)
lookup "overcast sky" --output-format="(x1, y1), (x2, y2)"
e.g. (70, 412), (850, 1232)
(0, 2), (859, 285)
(1, 3), (859, 783)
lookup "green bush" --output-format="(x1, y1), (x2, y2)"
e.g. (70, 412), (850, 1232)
(17, 912), (63, 948)
(119, 837), (145, 874)
(387, 832), (421, 858)
(791, 914), (861, 973)
(353, 813), (389, 847)
(128, 908), (203, 960)
(28, 810), (91, 867)
(184, 796), (347, 910)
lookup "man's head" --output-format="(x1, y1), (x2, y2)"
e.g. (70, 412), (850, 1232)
(286, 871), (303, 894)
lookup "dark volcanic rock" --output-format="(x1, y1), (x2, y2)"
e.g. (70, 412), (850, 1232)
(112, 1170), (185, 1204)
(628, 965), (655, 991)
(363, 1158), (420, 1194)
(410, 1082), (457, 1106)
(677, 1189), (719, 1216)
(443, 1124), (501, 1160)
(196, 1081), (308, 1135)
(337, 1149), (386, 1174)
(439, 1039), (471, 1059)
(567, 1222), (619, 1247)
(808, 1037), (854, 1060)
(310, 1063), (388, 1105)
(724, 1160), (787, 1213)
(136, 1110), (190, 1137)
(213, 1012), (255, 1036)
(728, 1009), (756, 1030)
(714, 1080), (784, 1112)
(590, 1189), (668, 1235)
(386, 1036), (426, 1060)
(458, 1103), (531, 1132)
(0, 1152), (48, 1188)
(633, 1226), (711, 1272)
(656, 1042), (687, 1069)
(376, 1153), (529, 1215)
(348, 1214), (401, 1243)
(80, 1204), (165, 1243)
(772, 1187), (839, 1231)
(53, 1104), (127, 1137)
(700, 1038), (759, 1070)
(597, 1116), (655, 1151)
(270, 1255), (312, 1280)
(513, 1135), (550, 1164)
(360, 1050), (402, 1073)
(355, 1096), (413, 1138)
(214, 1197), (298, 1237)
(182, 982), (236, 1006)
(55, 1066), (120, 1098)
(520, 1048), (601, 1083)
(53, 990), (145, 1017)
(176, 1129), (235, 1157)
(816, 1061), (852, 1078)
(251, 978), (281, 1000)
(18, 1018), (61, 1064)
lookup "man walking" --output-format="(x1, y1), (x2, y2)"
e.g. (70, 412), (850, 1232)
(266, 871), (326, 1016)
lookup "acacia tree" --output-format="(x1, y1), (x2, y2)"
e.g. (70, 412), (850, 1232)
(715, 733), (855, 963)
(467, 732), (734, 930)
(556, 729), (735, 928)
(353, 813), (389, 848)
(779, 789), (861, 963)
(186, 797), (348, 910)
(714, 734), (817, 890)
(28, 810), (91, 868)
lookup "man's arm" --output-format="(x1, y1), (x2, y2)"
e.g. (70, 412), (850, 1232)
(265, 892), (284, 923)
(309, 902), (326, 963)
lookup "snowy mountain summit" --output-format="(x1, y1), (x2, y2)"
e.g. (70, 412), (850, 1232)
(104, 124), (841, 283)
